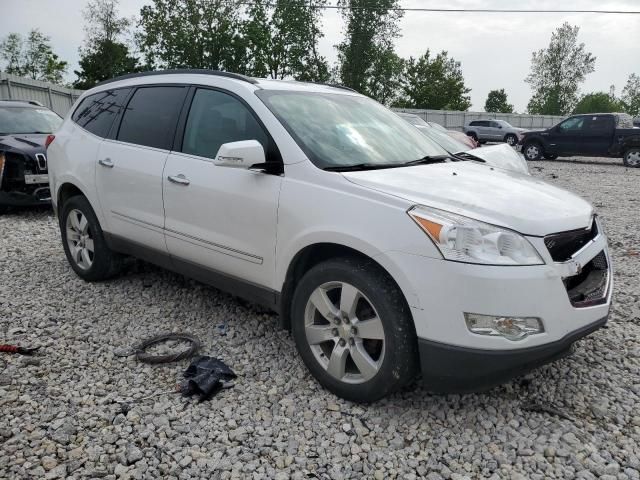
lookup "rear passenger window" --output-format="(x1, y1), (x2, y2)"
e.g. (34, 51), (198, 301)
(117, 86), (186, 150)
(181, 89), (268, 159)
(72, 88), (131, 138)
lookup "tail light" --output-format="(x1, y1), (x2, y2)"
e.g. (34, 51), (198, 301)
(45, 135), (55, 148)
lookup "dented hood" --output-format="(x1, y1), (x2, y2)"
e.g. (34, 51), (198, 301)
(343, 162), (593, 236)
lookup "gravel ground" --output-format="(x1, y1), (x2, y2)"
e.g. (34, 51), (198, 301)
(1, 156), (639, 480)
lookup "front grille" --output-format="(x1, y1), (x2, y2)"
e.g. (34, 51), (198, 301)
(564, 251), (609, 308)
(545, 220), (598, 262)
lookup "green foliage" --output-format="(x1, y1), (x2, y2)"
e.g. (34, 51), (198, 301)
(74, 40), (140, 90)
(74, 0), (140, 89)
(573, 91), (623, 114)
(621, 73), (640, 116)
(396, 50), (471, 111)
(526, 23), (596, 115)
(336, 0), (404, 104)
(243, 0), (329, 81)
(484, 89), (514, 113)
(0, 29), (68, 84)
(138, 0), (246, 71)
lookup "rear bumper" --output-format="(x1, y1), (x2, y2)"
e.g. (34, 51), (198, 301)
(418, 315), (607, 392)
(0, 187), (51, 207)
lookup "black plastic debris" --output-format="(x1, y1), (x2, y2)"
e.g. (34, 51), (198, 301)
(180, 356), (236, 401)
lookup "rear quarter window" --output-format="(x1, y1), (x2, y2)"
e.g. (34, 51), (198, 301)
(72, 88), (131, 137)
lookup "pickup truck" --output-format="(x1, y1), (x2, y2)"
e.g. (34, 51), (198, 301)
(518, 112), (640, 167)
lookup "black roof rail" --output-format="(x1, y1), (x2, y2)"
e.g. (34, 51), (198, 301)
(94, 69), (259, 87)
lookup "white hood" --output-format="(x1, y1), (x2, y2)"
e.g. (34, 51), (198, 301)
(464, 144), (529, 175)
(343, 162), (593, 236)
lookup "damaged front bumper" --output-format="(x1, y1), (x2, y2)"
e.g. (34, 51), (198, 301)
(0, 152), (51, 207)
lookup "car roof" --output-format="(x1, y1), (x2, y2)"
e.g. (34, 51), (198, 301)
(91, 69), (358, 96)
(0, 100), (46, 108)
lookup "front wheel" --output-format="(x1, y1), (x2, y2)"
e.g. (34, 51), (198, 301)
(504, 134), (518, 146)
(623, 148), (640, 168)
(523, 142), (543, 161)
(60, 195), (123, 281)
(291, 257), (418, 402)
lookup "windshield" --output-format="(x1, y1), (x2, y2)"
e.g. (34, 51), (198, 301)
(0, 107), (62, 134)
(256, 91), (448, 169)
(415, 125), (470, 153)
(397, 113), (429, 127)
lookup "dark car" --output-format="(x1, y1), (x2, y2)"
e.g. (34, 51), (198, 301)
(518, 112), (640, 167)
(0, 100), (62, 212)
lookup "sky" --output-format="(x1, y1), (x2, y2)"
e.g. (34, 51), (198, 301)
(3, 0), (640, 112)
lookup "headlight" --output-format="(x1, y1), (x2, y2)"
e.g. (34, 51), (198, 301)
(408, 205), (544, 265)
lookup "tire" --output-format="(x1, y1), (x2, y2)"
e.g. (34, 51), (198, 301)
(467, 132), (478, 142)
(544, 154), (558, 160)
(504, 134), (518, 146)
(623, 148), (640, 168)
(523, 142), (543, 161)
(59, 195), (123, 281)
(291, 256), (419, 403)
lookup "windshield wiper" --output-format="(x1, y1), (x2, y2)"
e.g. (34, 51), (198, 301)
(401, 154), (451, 166)
(324, 163), (402, 172)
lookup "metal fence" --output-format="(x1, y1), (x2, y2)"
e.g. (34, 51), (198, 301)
(392, 108), (565, 131)
(0, 73), (84, 116)
(0, 72), (568, 129)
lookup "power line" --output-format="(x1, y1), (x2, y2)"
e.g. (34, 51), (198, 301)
(238, 2), (640, 14)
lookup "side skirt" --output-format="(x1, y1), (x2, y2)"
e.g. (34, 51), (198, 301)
(104, 233), (281, 313)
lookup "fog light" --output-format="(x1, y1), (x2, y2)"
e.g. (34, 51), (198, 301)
(464, 313), (544, 341)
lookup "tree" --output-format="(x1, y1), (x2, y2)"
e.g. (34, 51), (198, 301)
(0, 29), (67, 84)
(621, 73), (640, 116)
(138, 0), (246, 72)
(573, 90), (622, 114)
(243, 0), (329, 81)
(336, 0), (404, 103)
(396, 50), (471, 110)
(525, 23), (596, 115)
(484, 89), (514, 113)
(74, 0), (140, 89)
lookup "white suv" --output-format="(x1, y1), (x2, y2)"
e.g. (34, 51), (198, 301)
(48, 70), (612, 402)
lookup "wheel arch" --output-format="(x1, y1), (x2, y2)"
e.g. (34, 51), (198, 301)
(278, 242), (418, 331)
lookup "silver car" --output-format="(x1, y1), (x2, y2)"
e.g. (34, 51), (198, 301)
(463, 119), (527, 146)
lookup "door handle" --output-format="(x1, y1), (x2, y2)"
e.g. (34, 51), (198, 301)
(98, 158), (114, 168)
(167, 174), (190, 186)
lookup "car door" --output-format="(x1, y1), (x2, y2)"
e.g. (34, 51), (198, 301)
(581, 115), (614, 156)
(163, 87), (283, 290)
(95, 85), (188, 253)
(552, 116), (585, 156)
(488, 121), (503, 141)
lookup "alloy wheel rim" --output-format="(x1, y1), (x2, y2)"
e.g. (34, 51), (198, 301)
(66, 209), (94, 270)
(507, 136), (516, 146)
(526, 145), (539, 159)
(627, 151), (640, 167)
(304, 281), (385, 384)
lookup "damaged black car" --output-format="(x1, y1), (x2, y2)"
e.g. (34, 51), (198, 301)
(0, 100), (62, 213)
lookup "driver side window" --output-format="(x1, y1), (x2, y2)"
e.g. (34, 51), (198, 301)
(182, 89), (268, 160)
(559, 117), (585, 132)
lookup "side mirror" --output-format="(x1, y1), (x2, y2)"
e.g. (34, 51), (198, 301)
(214, 140), (265, 169)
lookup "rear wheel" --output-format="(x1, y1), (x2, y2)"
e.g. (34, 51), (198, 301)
(523, 142), (543, 161)
(291, 257), (418, 402)
(504, 134), (518, 146)
(623, 148), (640, 168)
(60, 195), (123, 281)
